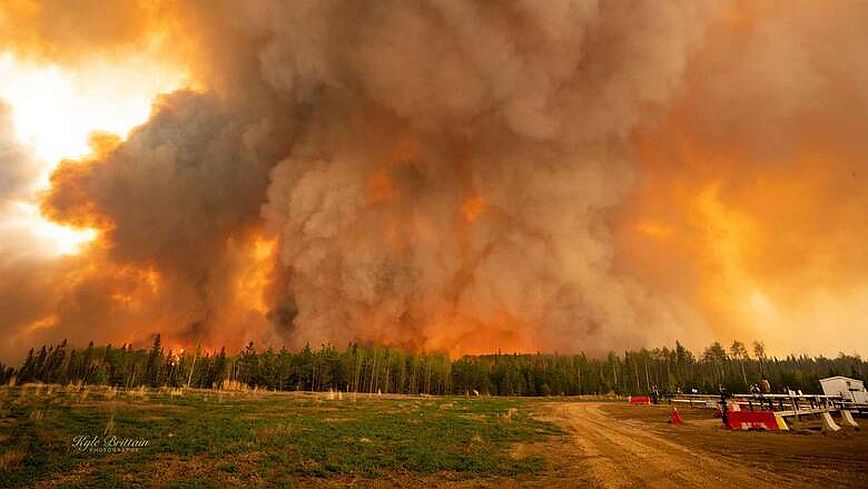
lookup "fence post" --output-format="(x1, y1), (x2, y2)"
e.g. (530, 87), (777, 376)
(793, 396), (800, 423)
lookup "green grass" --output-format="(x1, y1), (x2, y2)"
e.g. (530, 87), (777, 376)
(0, 386), (564, 487)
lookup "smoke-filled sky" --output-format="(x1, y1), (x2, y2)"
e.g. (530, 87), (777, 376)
(0, 0), (865, 362)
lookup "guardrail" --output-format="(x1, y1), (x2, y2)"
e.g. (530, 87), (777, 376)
(665, 393), (863, 415)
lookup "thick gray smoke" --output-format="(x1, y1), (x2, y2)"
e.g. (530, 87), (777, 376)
(5, 0), (866, 361)
(252, 0), (717, 353)
(0, 0), (721, 359)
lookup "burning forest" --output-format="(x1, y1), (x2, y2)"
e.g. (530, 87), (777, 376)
(1, 0), (867, 363)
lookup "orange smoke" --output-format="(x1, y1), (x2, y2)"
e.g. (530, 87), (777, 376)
(367, 170), (395, 205)
(0, 0), (194, 71)
(427, 312), (540, 358)
(461, 196), (488, 223)
(2, 0), (868, 363)
(617, 0), (868, 354)
(234, 233), (279, 315)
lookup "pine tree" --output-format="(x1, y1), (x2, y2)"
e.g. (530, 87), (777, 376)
(18, 348), (36, 382)
(145, 334), (163, 387)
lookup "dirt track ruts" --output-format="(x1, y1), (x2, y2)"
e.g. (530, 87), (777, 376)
(548, 402), (787, 488)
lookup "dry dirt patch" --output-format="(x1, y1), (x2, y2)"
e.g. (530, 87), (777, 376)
(537, 401), (867, 488)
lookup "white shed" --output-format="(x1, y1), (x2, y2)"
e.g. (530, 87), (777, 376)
(819, 376), (868, 403)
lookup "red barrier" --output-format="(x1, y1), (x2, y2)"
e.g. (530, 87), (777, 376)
(629, 396), (651, 404)
(726, 410), (779, 430)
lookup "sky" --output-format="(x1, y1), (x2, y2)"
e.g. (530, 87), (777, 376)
(0, 0), (865, 362)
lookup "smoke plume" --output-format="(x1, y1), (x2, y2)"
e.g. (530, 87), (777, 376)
(0, 0), (866, 361)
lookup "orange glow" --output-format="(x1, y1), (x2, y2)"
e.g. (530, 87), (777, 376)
(427, 312), (540, 359)
(461, 196), (488, 223)
(25, 314), (58, 334)
(0, 51), (188, 166)
(109, 264), (161, 308)
(634, 221), (674, 239)
(367, 170), (395, 205)
(621, 111), (868, 355)
(0, 47), (188, 257)
(4, 201), (98, 255)
(234, 234), (278, 314)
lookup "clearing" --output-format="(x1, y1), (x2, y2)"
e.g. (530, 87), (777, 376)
(0, 386), (865, 488)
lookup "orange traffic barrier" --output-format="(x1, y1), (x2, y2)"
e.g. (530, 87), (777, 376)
(669, 406), (683, 424)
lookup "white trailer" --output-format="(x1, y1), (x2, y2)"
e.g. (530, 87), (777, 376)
(819, 376), (868, 404)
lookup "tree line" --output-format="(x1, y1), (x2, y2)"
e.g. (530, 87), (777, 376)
(0, 336), (864, 396)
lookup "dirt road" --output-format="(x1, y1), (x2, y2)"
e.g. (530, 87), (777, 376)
(544, 402), (786, 488)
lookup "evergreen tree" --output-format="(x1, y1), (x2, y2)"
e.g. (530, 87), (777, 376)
(145, 334), (163, 387)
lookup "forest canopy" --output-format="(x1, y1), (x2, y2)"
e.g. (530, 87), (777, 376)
(3, 337), (863, 397)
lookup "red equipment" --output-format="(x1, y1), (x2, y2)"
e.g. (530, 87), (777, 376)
(669, 407), (683, 424)
(725, 410), (780, 430)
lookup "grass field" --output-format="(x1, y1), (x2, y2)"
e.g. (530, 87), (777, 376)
(2, 385), (867, 488)
(0, 385), (564, 488)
